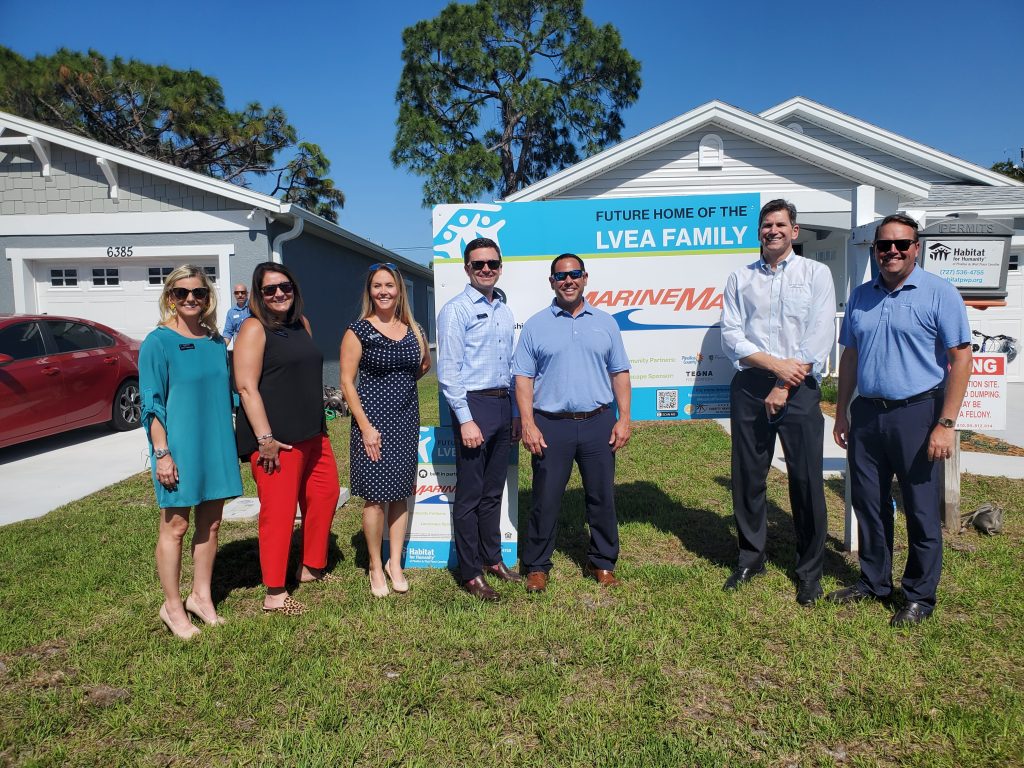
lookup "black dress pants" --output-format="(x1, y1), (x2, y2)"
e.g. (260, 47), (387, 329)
(451, 392), (512, 583)
(729, 369), (828, 582)
(522, 408), (619, 574)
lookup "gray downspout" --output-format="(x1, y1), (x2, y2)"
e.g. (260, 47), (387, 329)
(271, 214), (304, 263)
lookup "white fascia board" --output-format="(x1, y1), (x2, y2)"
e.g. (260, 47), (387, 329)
(761, 98), (1022, 188)
(506, 101), (928, 203)
(289, 207), (433, 280)
(0, 210), (260, 237)
(0, 110), (288, 211)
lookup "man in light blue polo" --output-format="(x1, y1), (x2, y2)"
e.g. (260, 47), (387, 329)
(830, 213), (972, 627)
(513, 253), (632, 593)
(222, 283), (250, 345)
(438, 237), (521, 602)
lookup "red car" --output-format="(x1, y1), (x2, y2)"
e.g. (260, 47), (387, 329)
(0, 314), (142, 449)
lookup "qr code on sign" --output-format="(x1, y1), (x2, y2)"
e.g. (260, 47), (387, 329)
(656, 389), (678, 411)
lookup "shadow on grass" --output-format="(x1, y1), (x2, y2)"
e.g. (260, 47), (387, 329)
(518, 478), (858, 584)
(213, 529), (345, 603)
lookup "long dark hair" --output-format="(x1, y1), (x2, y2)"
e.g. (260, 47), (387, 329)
(248, 262), (305, 329)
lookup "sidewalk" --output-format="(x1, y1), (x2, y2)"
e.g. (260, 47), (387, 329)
(718, 413), (1024, 480)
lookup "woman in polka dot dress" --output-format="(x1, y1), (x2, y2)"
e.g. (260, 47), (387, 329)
(340, 263), (431, 597)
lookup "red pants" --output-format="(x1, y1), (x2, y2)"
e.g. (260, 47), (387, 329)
(251, 433), (340, 589)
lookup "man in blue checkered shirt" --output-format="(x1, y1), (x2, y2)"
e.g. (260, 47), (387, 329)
(437, 237), (522, 602)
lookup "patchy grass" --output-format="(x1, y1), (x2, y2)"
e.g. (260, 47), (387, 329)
(1, 373), (1022, 766)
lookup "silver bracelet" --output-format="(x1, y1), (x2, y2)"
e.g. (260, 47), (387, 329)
(257, 433), (274, 444)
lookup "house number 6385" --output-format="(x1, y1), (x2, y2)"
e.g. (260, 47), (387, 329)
(106, 246), (134, 257)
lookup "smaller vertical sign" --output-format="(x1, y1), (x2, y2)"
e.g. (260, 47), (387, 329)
(385, 426), (519, 568)
(957, 353), (1006, 430)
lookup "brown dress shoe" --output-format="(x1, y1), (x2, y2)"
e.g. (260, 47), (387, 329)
(462, 575), (499, 602)
(586, 563), (621, 587)
(525, 571), (548, 593)
(483, 561), (524, 583)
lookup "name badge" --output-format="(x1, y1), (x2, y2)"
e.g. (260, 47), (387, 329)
(178, 343), (195, 351)
(476, 313), (488, 320)
(272, 329), (289, 337)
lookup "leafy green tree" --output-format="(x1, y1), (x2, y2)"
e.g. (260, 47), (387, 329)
(0, 47), (344, 221)
(992, 159), (1024, 183)
(392, 0), (641, 205)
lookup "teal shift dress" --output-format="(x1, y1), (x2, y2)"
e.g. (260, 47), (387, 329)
(140, 326), (243, 508)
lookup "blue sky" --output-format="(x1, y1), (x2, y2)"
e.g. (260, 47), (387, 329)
(4, 0), (1022, 264)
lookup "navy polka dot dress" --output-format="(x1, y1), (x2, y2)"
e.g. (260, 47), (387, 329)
(349, 319), (422, 503)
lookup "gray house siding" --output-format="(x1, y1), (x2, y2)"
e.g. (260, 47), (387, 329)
(550, 129), (858, 200)
(0, 143), (246, 215)
(272, 225), (432, 386)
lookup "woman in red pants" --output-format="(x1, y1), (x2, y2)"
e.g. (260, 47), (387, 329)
(234, 262), (340, 614)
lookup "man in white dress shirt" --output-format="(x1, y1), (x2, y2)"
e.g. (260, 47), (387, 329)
(720, 199), (836, 606)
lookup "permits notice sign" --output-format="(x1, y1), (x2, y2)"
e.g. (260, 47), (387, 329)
(957, 354), (1006, 430)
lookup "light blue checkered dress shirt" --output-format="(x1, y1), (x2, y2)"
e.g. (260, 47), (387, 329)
(437, 284), (517, 424)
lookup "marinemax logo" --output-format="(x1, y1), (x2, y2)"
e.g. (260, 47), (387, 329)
(587, 288), (722, 331)
(928, 243), (952, 261)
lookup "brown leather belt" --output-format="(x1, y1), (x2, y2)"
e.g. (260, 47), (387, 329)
(535, 404), (610, 421)
(469, 388), (509, 397)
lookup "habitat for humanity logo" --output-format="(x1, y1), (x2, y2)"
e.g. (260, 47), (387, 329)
(928, 242), (952, 261)
(586, 287), (723, 331)
(433, 204), (507, 260)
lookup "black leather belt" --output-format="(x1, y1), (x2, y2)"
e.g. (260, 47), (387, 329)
(862, 387), (943, 410)
(469, 388), (509, 397)
(535, 404), (610, 421)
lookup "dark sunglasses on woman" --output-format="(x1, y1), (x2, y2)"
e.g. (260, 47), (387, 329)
(169, 287), (211, 301)
(261, 281), (295, 297)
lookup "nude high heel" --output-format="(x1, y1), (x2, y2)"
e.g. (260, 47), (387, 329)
(159, 603), (201, 640)
(185, 594), (226, 626)
(384, 559), (409, 593)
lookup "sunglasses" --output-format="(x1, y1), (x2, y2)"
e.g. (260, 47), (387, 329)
(875, 239), (918, 253)
(369, 262), (398, 273)
(261, 281), (295, 298)
(169, 287), (210, 301)
(233, 290), (248, 295)
(469, 259), (502, 271)
(551, 269), (585, 282)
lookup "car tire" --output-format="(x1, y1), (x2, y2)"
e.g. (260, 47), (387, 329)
(111, 379), (142, 431)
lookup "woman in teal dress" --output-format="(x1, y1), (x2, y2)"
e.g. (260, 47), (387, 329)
(140, 264), (242, 639)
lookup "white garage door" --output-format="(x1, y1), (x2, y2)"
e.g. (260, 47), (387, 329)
(33, 258), (219, 340)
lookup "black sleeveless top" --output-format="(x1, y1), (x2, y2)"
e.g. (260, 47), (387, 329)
(236, 320), (326, 458)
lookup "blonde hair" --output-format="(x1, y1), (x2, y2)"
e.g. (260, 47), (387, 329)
(158, 264), (219, 333)
(361, 264), (426, 360)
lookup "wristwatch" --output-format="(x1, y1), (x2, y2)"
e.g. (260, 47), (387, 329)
(937, 417), (956, 429)
(153, 447), (171, 459)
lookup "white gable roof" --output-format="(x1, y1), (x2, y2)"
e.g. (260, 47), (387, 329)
(505, 100), (930, 202)
(760, 97), (1022, 188)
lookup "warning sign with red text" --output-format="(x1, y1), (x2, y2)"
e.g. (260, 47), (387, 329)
(957, 354), (1006, 430)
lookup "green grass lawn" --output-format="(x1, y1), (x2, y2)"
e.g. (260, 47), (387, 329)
(1, 375), (1022, 767)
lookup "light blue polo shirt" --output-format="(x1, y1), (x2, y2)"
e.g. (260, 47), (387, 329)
(839, 265), (970, 400)
(512, 299), (631, 413)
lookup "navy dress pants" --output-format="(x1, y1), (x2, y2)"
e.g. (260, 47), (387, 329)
(729, 369), (828, 583)
(848, 395), (943, 610)
(451, 392), (512, 583)
(522, 408), (619, 574)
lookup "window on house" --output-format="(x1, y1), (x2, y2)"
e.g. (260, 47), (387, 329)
(203, 266), (217, 283)
(50, 268), (78, 287)
(92, 268), (120, 286)
(148, 266), (174, 285)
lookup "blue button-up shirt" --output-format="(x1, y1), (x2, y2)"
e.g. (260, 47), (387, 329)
(512, 300), (631, 413)
(437, 284), (517, 424)
(222, 302), (251, 342)
(840, 265), (970, 400)
(720, 252), (836, 378)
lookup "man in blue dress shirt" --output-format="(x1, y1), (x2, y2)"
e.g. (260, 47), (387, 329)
(221, 284), (251, 345)
(512, 254), (632, 593)
(437, 237), (522, 602)
(829, 213), (972, 627)
(720, 199), (837, 606)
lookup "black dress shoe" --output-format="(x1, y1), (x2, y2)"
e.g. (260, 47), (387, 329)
(483, 561), (523, 583)
(462, 575), (499, 602)
(796, 580), (823, 607)
(890, 601), (931, 628)
(722, 564), (766, 591)
(825, 585), (875, 605)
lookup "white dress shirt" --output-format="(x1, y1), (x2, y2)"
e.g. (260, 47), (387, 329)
(720, 251), (837, 378)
